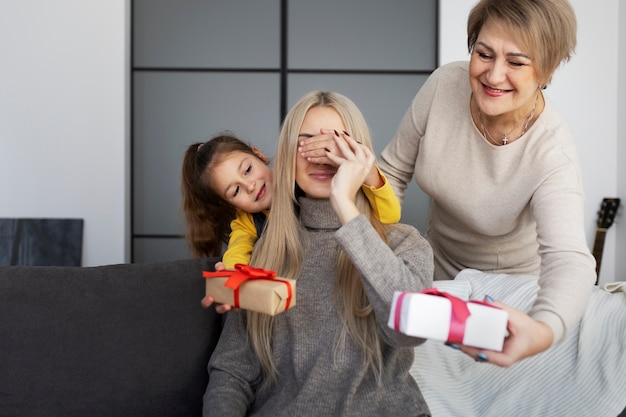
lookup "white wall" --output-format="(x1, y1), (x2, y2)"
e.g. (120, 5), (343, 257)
(0, 1), (129, 266)
(0, 0), (622, 279)
(618, 2), (626, 279)
(440, 0), (621, 284)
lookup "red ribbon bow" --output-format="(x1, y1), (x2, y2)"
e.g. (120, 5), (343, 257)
(202, 264), (292, 310)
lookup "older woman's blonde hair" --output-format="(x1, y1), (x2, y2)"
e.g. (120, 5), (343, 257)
(246, 90), (387, 388)
(467, 0), (577, 87)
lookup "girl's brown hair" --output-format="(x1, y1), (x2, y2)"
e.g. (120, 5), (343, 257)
(181, 133), (262, 257)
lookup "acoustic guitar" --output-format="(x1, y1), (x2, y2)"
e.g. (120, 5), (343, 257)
(592, 197), (620, 284)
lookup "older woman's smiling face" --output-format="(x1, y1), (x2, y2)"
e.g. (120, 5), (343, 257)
(296, 106), (345, 199)
(469, 19), (541, 120)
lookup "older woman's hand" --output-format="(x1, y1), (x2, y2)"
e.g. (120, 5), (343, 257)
(455, 300), (554, 367)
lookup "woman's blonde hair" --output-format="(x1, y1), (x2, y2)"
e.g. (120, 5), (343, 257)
(246, 90), (387, 388)
(467, 0), (577, 87)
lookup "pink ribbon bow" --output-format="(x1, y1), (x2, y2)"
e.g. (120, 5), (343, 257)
(420, 288), (470, 344)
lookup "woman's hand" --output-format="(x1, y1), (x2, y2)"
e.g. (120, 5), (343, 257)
(454, 299), (554, 367)
(200, 261), (238, 314)
(326, 130), (375, 224)
(298, 128), (337, 166)
(299, 129), (384, 188)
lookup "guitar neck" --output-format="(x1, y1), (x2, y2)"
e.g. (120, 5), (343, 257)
(592, 228), (608, 278)
(592, 197), (621, 284)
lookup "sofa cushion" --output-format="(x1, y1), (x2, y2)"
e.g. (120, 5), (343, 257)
(0, 258), (222, 417)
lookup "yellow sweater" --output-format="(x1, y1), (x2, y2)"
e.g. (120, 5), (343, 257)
(222, 167), (401, 269)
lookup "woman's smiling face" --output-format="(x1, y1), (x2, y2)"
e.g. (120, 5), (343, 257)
(295, 106), (344, 199)
(469, 19), (541, 119)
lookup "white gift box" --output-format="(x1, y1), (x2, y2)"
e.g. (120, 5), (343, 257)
(388, 290), (508, 351)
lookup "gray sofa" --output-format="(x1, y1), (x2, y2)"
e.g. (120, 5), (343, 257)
(0, 257), (222, 417)
(3, 258), (624, 417)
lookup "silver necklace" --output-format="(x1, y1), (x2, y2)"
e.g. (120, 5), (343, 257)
(478, 94), (539, 145)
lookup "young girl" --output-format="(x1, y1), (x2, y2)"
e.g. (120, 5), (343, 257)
(202, 90), (433, 416)
(181, 131), (401, 270)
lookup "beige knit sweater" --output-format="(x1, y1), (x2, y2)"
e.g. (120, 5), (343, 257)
(379, 61), (596, 344)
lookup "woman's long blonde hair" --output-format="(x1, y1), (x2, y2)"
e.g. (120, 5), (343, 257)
(246, 91), (387, 388)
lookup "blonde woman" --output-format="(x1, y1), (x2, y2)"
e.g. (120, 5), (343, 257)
(202, 91), (434, 417)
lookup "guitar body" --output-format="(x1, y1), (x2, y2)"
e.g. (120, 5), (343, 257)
(592, 198), (620, 284)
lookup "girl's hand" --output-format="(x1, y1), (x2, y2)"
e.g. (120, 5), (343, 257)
(200, 261), (238, 314)
(201, 295), (235, 314)
(453, 299), (553, 367)
(327, 130), (375, 224)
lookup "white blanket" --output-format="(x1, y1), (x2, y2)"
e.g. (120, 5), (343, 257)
(410, 269), (626, 417)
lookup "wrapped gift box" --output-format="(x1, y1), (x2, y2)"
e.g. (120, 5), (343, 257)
(203, 264), (296, 316)
(388, 289), (508, 351)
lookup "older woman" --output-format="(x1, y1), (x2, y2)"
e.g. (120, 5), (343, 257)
(377, 0), (595, 366)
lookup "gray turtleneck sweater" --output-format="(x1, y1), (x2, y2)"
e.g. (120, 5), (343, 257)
(203, 197), (433, 417)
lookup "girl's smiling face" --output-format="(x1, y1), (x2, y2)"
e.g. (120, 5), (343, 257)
(209, 150), (273, 213)
(295, 106), (344, 199)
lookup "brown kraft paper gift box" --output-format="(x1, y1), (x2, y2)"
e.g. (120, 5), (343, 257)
(203, 264), (296, 316)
